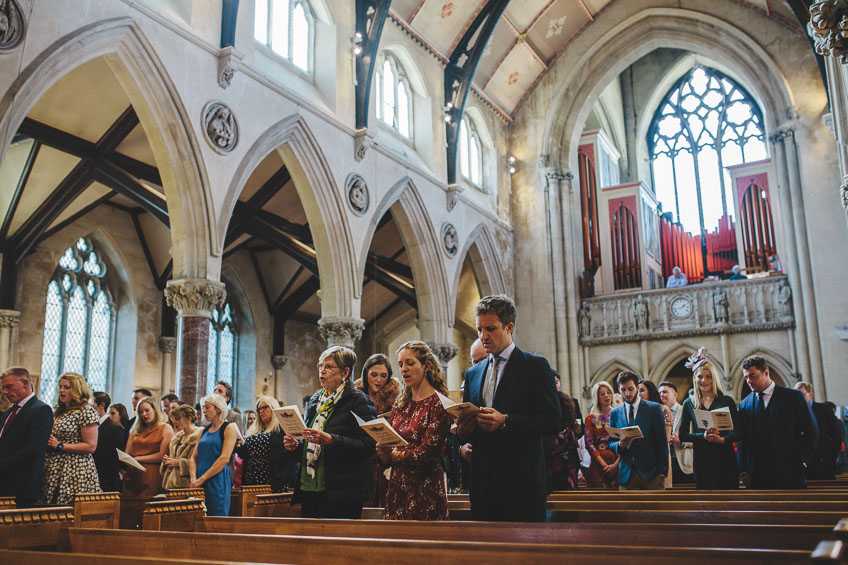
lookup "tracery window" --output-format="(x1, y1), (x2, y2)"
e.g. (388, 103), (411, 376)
(459, 118), (483, 187)
(375, 53), (413, 139)
(206, 301), (237, 399)
(649, 67), (767, 237)
(40, 238), (114, 406)
(254, 0), (313, 72)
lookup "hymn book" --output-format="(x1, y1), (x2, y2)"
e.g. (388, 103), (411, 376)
(273, 405), (307, 439)
(116, 448), (146, 472)
(606, 426), (644, 440)
(693, 406), (734, 431)
(436, 391), (480, 419)
(353, 412), (408, 447)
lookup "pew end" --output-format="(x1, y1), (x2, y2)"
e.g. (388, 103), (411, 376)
(142, 498), (206, 532)
(0, 507), (73, 549)
(73, 492), (120, 529)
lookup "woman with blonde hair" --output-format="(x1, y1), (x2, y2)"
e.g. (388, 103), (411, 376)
(160, 404), (202, 490)
(583, 381), (619, 488)
(190, 394), (237, 515)
(123, 396), (173, 498)
(237, 395), (288, 492)
(678, 348), (741, 489)
(40, 373), (101, 504)
(376, 341), (451, 520)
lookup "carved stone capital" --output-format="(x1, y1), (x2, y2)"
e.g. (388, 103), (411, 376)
(217, 46), (244, 89)
(353, 128), (373, 162)
(158, 336), (177, 354)
(446, 185), (462, 212)
(318, 317), (365, 347)
(164, 279), (227, 317)
(0, 309), (21, 329)
(768, 128), (794, 144)
(271, 355), (288, 370)
(809, 1), (848, 63)
(427, 342), (458, 366)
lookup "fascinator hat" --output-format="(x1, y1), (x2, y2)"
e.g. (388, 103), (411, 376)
(684, 347), (709, 373)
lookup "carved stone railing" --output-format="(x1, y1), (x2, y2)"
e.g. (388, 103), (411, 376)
(578, 275), (794, 345)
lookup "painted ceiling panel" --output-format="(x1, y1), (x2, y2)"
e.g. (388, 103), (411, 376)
(115, 124), (156, 167)
(46, 182), (112, 232)
(26, 58), (129, 143)
(527, 0), (591, 61)
(504, 0), (555, 33)
(392, 0), (424, 21)
(483, 42), (545, 113)
(8, 147), (81, 237)
(580, 0), (614, 15)
(137, 212), (172, 275)
(473, 17), (518, 89)
(0, 139), (35, 228)
(408, 0), (485, 55)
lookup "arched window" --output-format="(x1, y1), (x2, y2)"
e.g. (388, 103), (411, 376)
(649, 67), (767, 236)
(206, 301), (237, 399)
(375, 53), (413, 139)
(254, 0), (314, 72)
(40, 238), (115, 406)
(459, 118), (483, 187)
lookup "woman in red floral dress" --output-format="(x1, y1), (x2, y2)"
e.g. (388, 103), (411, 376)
(377, 341), (451, 520)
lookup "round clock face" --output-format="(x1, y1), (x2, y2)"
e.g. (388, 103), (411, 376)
(671, 297), (693, 319)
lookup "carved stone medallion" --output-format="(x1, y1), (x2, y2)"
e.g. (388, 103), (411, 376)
(441, 223), (458, 257)
(202, 101), (239, 153)
(346, 174), (369, 215)
(0, 0), (25, 51)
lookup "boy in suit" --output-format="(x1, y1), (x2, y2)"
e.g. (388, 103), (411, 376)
(92, 391), (126, 492)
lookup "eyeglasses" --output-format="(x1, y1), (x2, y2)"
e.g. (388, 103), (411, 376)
(257, 405), (271, 412)
(317, 363), (340, 372)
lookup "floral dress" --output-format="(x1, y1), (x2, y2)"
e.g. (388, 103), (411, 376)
(240, 432), (272, 486)
(40, 406), (101, 504)
(384, 393), (451, 520)
(584, 412), (617, 488)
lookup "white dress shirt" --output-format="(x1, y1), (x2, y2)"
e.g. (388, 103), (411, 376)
(760, 380), (777, 408)
(625, 396), (642, 424)
(482, 342), (515, 407)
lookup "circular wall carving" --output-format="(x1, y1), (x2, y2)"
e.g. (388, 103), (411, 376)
(202, 101), (238, 153)
(346, 174), (369, 215)
(0, 1), (26, 51)
(441, 223), (458, 257)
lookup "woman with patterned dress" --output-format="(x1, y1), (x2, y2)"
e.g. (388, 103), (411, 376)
(583, 381), (619, 488)
(190, 394), (237, 516)
(40, 373), (101, 504)
(160, 404), (202, 490)
(237, 395), (288, 492)
(123, 396), (173, 498)
(377, 341), (451, 521)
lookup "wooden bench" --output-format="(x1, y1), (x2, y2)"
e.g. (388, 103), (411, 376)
(141, 498), (205, 532)
(229, 484), (271, 517)
(0, 497), (15, 508)
(57, 527), (811, 564)
(449, 491), (848, 502)
(447, 500), (848, 512)
(0, 507), (73, 549)
(72, 492), (120, 528)
(0, 549), (267, 565)
(165, 487), (206, 502)
(251, 492), (299, 517)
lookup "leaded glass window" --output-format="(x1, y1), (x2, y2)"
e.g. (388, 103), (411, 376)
(39, 238), (114, 406)
(206, 301), (237, 399)
(649, 66), (767, 236)
(375, 53), (413, 139)
(254, 0), (314, 73)
(459, 118), (483, 188)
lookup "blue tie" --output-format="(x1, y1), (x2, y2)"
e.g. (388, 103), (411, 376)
(628, 403), (635, 426)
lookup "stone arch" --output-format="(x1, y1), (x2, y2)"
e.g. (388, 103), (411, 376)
(541, 7), (795, 172)
(450, 223), (507, 314)
(359, 176), (452, 342)
(0, 17), (215, 279)
(219, 114), (358, 319)
(590, 358), (640, 386)
(728, 347), (797, 399)
(648, 341), (725, 385)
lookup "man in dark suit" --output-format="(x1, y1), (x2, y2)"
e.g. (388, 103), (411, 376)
(0, 366), (53, 507)
(609, 370), (669, 490)
(457, 295), (562, 522)
(737, 355), (818, 489)
(92, 391), (126, 492)
(794, 382), (841, 480)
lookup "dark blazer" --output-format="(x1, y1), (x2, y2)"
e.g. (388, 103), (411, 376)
(0, 397), (54, 502)
(93, 417), (126, 492)
(463, 346), (562, 515)
(609, 399), (669, 485)
(810, 402), (843, 479)
(291, 381), (377, 506)
(737, 385), (819, 488)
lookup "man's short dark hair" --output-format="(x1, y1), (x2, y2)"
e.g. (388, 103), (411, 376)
(616, 370), (639, 388)
(474, 295), (517, 326)
(216, 380), (233, 404)
(162, 393), (179, 403)
(93, 391), (111, 408)
(133, 388), (153, 397)
(1, 366), (30, 383)
(658, 381), (677, 392)
(741, 355), (768, 373)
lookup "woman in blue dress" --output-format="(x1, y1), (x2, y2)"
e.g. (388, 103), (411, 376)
(190, 394), (237, 515)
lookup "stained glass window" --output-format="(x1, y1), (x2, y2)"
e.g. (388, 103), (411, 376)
(39, 238), (114, 406)
(254, 0), (314, 73)
(206, 300), (237, 399)
(375, 53), (414, 139)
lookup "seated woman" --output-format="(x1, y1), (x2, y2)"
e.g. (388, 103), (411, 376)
(283, 346), (376, 518)
(546, 393), (581, 491)
(237, 395), (288, 492)
(377, 342), (451, 520)
(638, 379), (674, 488)
(161, 404), (202, 490)
(190, 394), (238, 516)
(678, 348), (741, 490)
(123, 396), (173, 498)
(583, 381), (618, 488)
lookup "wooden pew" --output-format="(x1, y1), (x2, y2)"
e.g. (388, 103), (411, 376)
(0, 497), (15, 508)
(165, 487), (206, 503)
(72, 492), (120, 528)
(196, 516), (836, 551)
(141, 498), (205, 532)
(228, 484), (271, 517)
(58, 527), (811, 564)
(251, 492), (299, 517)
(0, 506), (73, 549)
(449, 491), (848, 502)
(0, 549), (266, 565)
(447, 500), (848, 512)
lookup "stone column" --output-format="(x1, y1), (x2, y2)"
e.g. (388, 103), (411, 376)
(0, 309), (20, 370)
(317, 316), (365, 348)
(271, 354), (288, 402)
(158, 337), (177, 397)
(164, 279), (227, 406)
(545, 168), (570, 386)
(428, 342), (458, 388)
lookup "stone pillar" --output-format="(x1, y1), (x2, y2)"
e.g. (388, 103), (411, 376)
(0, 310), (20, 370)
(271, 354), (288, 402)
(164, 279), (227, 406)
(545, 168), (570, 386)
(158, 337), (177, 397)
(428, 342), (458, 388)
(317, 316), (365, 348)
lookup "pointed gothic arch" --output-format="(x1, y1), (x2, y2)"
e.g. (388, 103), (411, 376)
(648, 341), (726, 385)
(728, 348), (797, 399)
(590, 358), (641, 386)
(450, 223), (507, 314)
